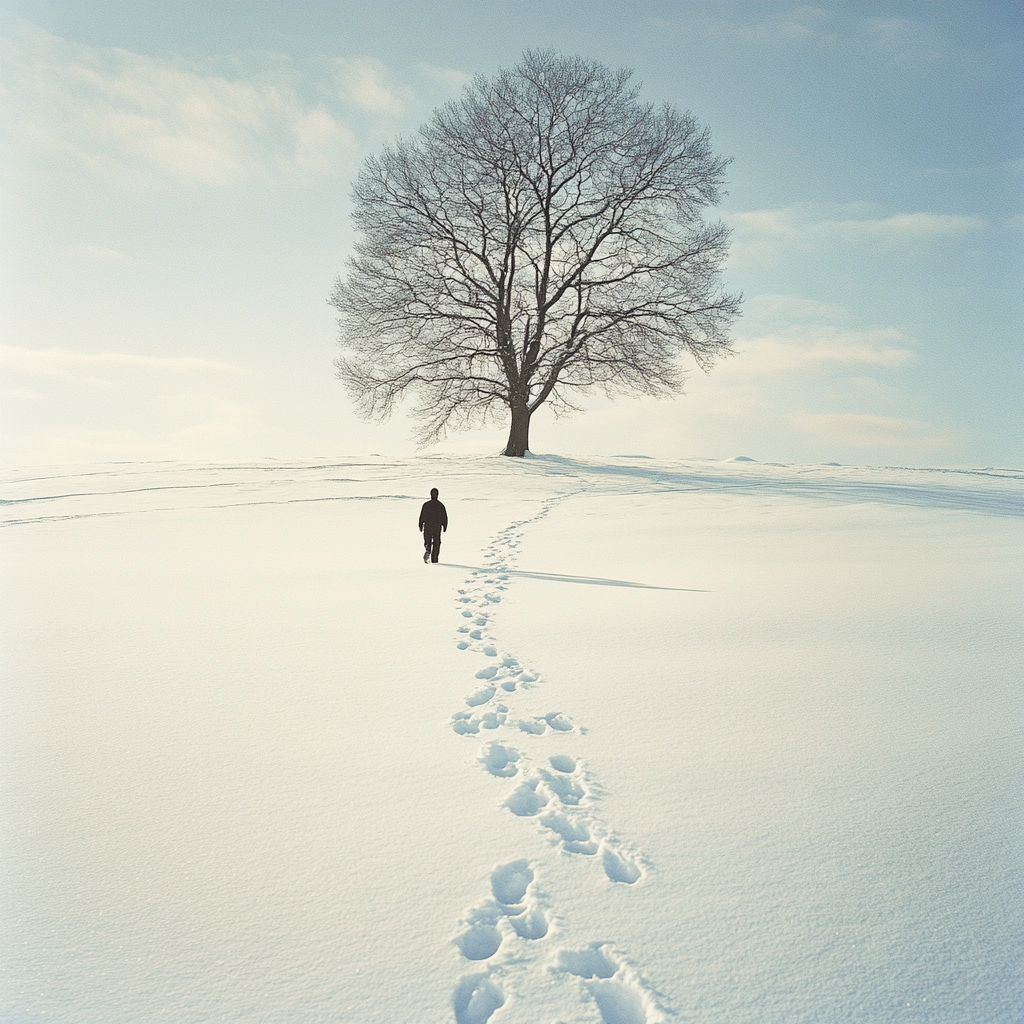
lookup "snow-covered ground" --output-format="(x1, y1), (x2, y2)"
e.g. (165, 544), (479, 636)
(1, 455), (1021, 1023)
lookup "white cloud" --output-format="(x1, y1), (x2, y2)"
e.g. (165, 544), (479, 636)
(719, 297), (916, 375)
(416, 62), (472, 91)
(726, 205), (986, 265)
(656, 298), (941, 459)
(333, 57), (408, 115)
(730, 205), (984, 242)
(827, 212), (986, 240)
(1, 23), (354, 185)
(788, 412), (949, 451)
(731, 325), (915, 374)
(0, 345), (242, 377)
(291, 104), (351, 172)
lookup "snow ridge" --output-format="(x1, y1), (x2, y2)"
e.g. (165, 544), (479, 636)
(449, 494), (664, 1023)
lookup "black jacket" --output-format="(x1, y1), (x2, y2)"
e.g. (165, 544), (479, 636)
(418, 498), (448, 532)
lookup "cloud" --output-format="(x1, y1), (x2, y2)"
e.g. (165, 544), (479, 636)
(827, 212), (986, 240)
(1, 345), (241, 378)
(788, 412), (949, 451)
(667, 296), (942, 458)
(730, 206), (984, 241)
(416, 62), (472, 91)
(719, 296), (916, 374)
(1, 22), (354, 185)
(332, 57), (408, 115)
(726, 205), (986, 265)
(731, 325), (915, 374)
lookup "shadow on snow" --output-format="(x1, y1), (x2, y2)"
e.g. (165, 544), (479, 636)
(441, 563), (709, 592)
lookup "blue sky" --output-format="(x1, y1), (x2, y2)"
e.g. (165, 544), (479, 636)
(1, 0), (1021, 466)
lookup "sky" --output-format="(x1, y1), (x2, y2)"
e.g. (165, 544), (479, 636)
(1, 0), (1021, 468)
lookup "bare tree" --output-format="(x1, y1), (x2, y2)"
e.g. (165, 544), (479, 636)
(330, 50), (740, 457)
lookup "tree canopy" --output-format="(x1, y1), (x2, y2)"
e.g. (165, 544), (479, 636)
(330, 50), (741, 456)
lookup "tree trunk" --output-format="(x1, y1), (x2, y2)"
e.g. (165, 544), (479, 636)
(503, 402), (531, 457)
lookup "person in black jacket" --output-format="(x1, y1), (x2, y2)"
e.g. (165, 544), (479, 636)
(418, 487), (448, 563)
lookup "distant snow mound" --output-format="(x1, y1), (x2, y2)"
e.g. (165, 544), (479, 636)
(730, 456), (756, 462)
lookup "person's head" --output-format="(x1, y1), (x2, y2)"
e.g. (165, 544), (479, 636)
(430, 487), (439, 499)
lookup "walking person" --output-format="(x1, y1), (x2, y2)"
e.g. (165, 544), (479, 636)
(419, 487), (447, 564)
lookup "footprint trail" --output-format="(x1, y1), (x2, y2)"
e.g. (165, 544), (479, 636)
(448, 494), (664, 1018)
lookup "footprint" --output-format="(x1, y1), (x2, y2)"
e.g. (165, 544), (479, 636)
(601, 843), (642, 885)
(475, 666), (499, 680)
(467, 685), (497, 707)
(587, 979), (653, 1024)
(549, 754), (576, 773)
(539, 811), (598, 854)
(452, 705), (508, 735)
(539, 768), (587, 805)
(517, 712), (574, 735)
(545, 712), (574, 732)
(505, 780), (550, 817)
(480, 743), (520, 779)
(491, 860), (550, 938)
(558, 945), (662, 1023)
(452, 973), (505, 1024)
(558, 945), (618, 979)
(456, 861), (550, 974)
(517, 718), (547, 735)
(456, 922), (503, 960)
(452, 711), (481, 735)
(477, 709), (507, 730)
(490, 859), (532, 905)
(509, 904), (549, 939)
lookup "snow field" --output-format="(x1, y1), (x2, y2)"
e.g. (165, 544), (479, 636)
(1, 455), (1021, 1022)
(496, 477), (1023, 1022)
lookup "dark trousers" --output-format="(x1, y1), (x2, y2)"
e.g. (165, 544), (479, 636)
(424, 527), (442, 563)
